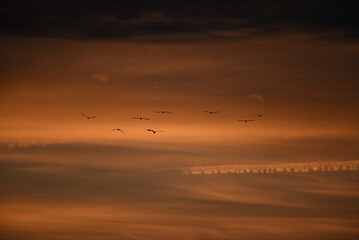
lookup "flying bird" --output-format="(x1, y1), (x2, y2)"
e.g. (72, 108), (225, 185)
(155, 111), (172, 114)
(81, 113), (97, 119)
(255, 114), (266, 118)
(132, 117), (150, 120)
(204, 111), (219, 115)
(146, 129), (163, 134)
(238, 119), (255, 123)
(112, 129), (124, 133)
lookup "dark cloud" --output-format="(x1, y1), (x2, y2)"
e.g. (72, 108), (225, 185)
(0, 0), (358, 41)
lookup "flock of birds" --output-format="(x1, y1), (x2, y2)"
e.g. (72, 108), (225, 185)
(80, 112), (266, 134)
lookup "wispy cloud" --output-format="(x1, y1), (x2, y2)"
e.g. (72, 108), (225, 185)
(181, 160), (359, 175)
(249, 93), (264, 103)
(92, 72), (109, 82)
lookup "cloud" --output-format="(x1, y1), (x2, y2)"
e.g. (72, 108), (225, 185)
(92, 72), (109, 82)
(0, 1), (358, 42)
(181, 160), (359, 175)
(249, 93), (264, 103)
(1, 142), (359, 239)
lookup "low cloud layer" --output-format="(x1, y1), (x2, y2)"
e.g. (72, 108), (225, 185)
(1, 156), (359, 240)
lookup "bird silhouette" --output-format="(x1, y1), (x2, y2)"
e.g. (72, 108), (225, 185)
(112, 129), (124, 133)
(255, 114), (266, 118)
(81, 113), (97, 119)
(238, 119), (255, 123)
(146, 129), (163, 134)
(204, 111), (219, 115)
(132, 117), (150, 120)
(155, 111), (172, 114)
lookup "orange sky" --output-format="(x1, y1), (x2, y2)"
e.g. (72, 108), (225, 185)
(1, 2), (359, 238)
(1, 35), (358, 143)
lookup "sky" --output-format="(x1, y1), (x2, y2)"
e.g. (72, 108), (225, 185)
(0, 1), (359, 239)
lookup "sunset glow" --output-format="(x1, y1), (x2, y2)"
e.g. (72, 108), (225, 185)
(1, 1), (359, 239)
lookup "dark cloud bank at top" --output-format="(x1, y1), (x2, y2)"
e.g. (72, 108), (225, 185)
(0, 0), (358, 42)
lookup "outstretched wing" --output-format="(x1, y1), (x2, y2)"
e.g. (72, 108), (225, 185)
(89, 116), (97, 118)
(81, 113), (88, 118)
(132, 117), (140, 119)
(113, 129), (124, 133)
(204, 111), (210, 113)
(212, 111), (219, 113)
(143, 118), (150, 120)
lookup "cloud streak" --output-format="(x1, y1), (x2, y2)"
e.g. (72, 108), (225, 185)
(92, 72), (109, 82)
(181, 160), (359, 175)
(249, 93), (264, 103)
